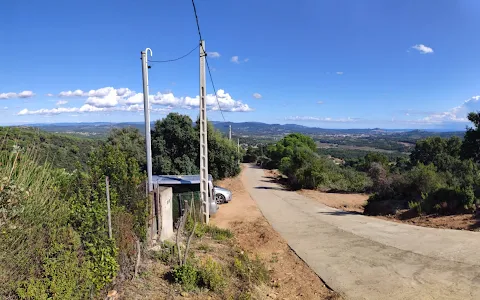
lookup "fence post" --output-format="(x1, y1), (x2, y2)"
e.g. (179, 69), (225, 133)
(106, 176), (112, 239)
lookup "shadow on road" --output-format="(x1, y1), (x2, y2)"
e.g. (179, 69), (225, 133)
(318, 210), (364, 216)
(254, 186), (287, 191)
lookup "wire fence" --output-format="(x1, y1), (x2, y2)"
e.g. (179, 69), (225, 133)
(173, 190), (203, 225)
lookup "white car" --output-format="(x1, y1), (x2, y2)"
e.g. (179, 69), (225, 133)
(214, 186), (232, 204)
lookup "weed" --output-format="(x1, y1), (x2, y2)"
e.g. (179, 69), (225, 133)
(208, 226), (234, 241)
(153, 241), (178, 264)
(172, 263), (199, 292)
(188, 220), (233, 241)
(408, 201), (422, 215)
(197, 243), (212, 252)
(233, 252), (270, 286)
(236, 291), (252, 300)
(270, 253), (278, 263)
(198, 257), (226, 292)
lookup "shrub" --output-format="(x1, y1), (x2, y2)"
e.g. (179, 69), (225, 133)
(153, 241), (178, 264)
(172, 263), (200, 291)
(233, 252), (269, 286)
(423, 187), (476, 214)
(112, 211), (138, 280)
(198, 257), (226, 292)
(0, 151), (92, 299)
(186, 218), (233, 241)
(408, 201), (422, 215)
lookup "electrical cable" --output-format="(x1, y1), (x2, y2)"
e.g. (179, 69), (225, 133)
(148, 44), (199, 63)
(190, 0), (226, 122)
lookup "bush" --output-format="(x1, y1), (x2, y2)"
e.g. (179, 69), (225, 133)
(153, 240), (178, 264)
(408, 201), (422, 215)
(172, 263), (200, 291)
(0, 151), (92, 299)
(186, 218), (233, 241)
(233, 252), (269, 286)
(423, 187), (476, 214)
(198, 257), (226, 292)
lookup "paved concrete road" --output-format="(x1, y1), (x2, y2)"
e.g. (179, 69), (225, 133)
(243, 165), (480, 300)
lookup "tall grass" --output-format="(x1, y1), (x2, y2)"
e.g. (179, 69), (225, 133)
(0, 148), (91, 299)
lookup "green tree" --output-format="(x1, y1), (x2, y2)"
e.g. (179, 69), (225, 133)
(151, 113), (240, 179)
(106, 127), (146, 171)
(410, 136), (461, 171)
(151, 113), (199, 175)
(243, 146), (260, 163)
(461, 112), (480, 162)
(267, 133), (316, 168)
(195, 121), (241, 180)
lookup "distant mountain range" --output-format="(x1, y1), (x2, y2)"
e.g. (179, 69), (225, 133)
(20, 121), (463, 139)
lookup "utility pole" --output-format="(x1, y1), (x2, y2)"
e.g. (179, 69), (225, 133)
(237, 138), (240, 165)
(199, 40), (209, 223)
(229, 124), (232, 140)
(106, 176), (112, 239)
(141, 48), (153, 192)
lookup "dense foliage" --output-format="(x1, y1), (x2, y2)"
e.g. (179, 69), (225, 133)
(0, 113), (244, 299)
(0, 128), (147, 298)
(0, 151), (93, 299)
(152, 113), (241, 180)
(264, 133), (370, 192)
(317, 147), (407, 162)
(365, 120), (480, 216)
(0, 127), (101, 171)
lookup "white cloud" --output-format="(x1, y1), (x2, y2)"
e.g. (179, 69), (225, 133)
(244, 58), (249, 62)
(18, 91), (35, 98)
(418, 95), (480, 124)
(0, 92), (16, 99)
(336, 72), (343, 75)
(85, 88), (119, 107)
(17, 104), (172, 116)
(58, 87), (130, 98)
(150, 89), (252, 112)
(411, 44), (434, 54)
(17, 87), (253, 116)
(46, 93), (54, 97)
(208, 52), (220, 58)
(56, 100), (68, 106)
(253, 93), (262, 99)
(231, 56), (239, 64)
(317, 101), (324, 104)
(0, 91), (35, 99)
(18, 105), (102, 116)
(285, 116), (359, 123)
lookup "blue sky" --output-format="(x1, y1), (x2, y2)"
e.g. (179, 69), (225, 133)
(1, 0), (480, 129)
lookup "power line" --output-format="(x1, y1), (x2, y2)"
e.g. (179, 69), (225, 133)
(205, 57), (225, 121)
(190, 0), (203, 42)
(190, 0), (226, 122)
(148, 44), (199, 63)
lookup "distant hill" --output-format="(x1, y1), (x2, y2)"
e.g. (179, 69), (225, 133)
(21, 121), (464, 140)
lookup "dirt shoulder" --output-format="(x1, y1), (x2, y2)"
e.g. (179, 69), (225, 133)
(265, 169), (480, 232)
(213, 167), (341, 300)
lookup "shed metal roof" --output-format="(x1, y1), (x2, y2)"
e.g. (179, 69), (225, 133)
(152, 174), (213, 185)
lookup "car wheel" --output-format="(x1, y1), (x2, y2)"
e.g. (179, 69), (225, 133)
(215, 193), (226, 204)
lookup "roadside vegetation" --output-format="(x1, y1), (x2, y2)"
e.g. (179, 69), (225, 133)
(123, 211), (271, 299)
(247, 133), (371, 192)
(254, 112), (480, 219)
(364, 112), (480, 216)
(0, 112), (242, 299)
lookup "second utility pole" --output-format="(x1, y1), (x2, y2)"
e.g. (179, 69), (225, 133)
(199, 40), (209, 224)
(229, 124), (232, 140)
(141, 48), (153, 192)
